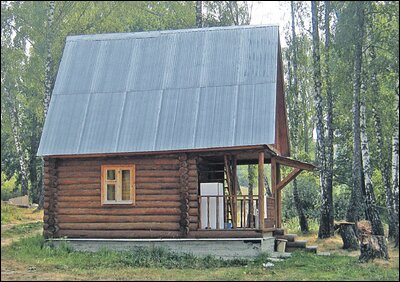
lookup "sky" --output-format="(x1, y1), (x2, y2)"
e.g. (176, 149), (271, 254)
(250, 1), (291, 46)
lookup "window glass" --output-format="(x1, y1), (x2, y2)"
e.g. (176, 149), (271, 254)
(107, 184), (116, 200)
(122, 170), (130, 200)
(107, 170), (116, 180)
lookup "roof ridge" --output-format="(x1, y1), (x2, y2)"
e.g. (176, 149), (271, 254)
(66, 24), (279, 42)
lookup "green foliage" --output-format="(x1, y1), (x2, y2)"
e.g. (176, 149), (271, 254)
(1, 172), (20, 201)
(332, 184), (351, 220)
(1, 202), (23, 223)
(282, 172), (320, 221)
(2, 233), (398, 280)
(283, 217), (320, 234)
(1, 221), (43, 238)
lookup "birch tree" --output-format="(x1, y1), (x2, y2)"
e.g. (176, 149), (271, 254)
(311, 1), (328, 238)
(346, 1), (365, 225)
(319, 0), (334, 238)
(196, 1), (203, 28)
(290, 1), (309, 233)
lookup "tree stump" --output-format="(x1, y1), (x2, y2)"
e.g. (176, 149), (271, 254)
(359, 234), (389, 262)
(336, 222), (359, 250)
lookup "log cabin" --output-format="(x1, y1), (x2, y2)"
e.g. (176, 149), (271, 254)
(38, 25), (315, 256)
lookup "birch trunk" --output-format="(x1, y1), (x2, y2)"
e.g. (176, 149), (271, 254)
(40, 0), (55, 209)
(4, 89), (30, 197)
(291, 1), (309, 233)
(319, 0), (334, 238)
(360, 75), (385, 237)
(196, 1), (203, 28)
(370, 43), (396, 239)
(43, 1), (55, 117)
(311, 1), (328, 237)
(346, 2), (365, 224)
(392, 81), (399, 247)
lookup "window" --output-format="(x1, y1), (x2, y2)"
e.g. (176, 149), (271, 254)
(101, 165), (135, 205)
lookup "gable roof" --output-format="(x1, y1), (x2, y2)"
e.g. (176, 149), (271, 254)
(37, 25), (289, 156)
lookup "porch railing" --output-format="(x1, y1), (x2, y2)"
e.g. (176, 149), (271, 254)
(198, 195), (260, 230)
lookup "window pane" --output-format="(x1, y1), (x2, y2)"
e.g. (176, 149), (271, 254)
(107, 170), (115, 180)
(107, 184), (116, 200)
(122, 170), (131, 200)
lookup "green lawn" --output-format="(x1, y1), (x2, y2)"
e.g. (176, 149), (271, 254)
(1, 206), (399, 281)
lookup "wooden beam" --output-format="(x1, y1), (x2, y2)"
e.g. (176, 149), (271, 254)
(232, 155), (238, 227)
(258, 151), (265, 230)
(274, 155), (315, 171)
(271, 157), (277, 229)
(276, 162), (281, 228)
(276, 168), (302, 191)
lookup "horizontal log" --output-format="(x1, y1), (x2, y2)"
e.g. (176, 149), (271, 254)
(58, 189), (101, 197)
(59, 222), (180, 230)
(56, 170), (197, 180)
(58, 208), (181, 216)
(57, 201), (181, 209)
(58, 158), (181, 167)
(58, 230), (181, 238)
(58, 178), (100, 185)
(58, 195), (183, 202)
(56, 215), (181, 223)
(58, 184), (100, 190)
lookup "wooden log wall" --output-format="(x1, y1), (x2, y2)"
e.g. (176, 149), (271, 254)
(43, 154), (199, 238)
(43, 158), (59, 238)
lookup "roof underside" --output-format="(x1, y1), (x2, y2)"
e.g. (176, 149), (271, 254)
(38, 25), (280, 156)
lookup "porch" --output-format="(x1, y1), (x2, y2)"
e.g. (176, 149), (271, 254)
(190, 145), (315, 238)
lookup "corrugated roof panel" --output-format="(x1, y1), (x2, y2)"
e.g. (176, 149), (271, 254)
(53, 40), (102, 95)
(195, 86), (237, 148)
(78, 92), (125, 153)
(154, 88), (198, 151)
(165, 31), (205, 89)
(38, 25), (282, 156)
(240, 27), (278, 84)
(93, 40), (134, 93)
(234, 83), (276, 145)
(37, 94), (90, 155)
(117, 90), (162, 152)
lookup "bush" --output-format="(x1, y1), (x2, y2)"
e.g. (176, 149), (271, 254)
(1, 172), (21, 201)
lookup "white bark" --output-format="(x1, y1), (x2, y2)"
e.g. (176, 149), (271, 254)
(311, 1), (328, 234)
(4, 89), (30, 197)
(360, 77), (384, 236)
(347, 2), (365, 223)
(43, 1), (55, 118)
(392, 81), (399, 245)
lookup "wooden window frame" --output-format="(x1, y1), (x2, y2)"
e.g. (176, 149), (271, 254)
(101, 165), (135, 205)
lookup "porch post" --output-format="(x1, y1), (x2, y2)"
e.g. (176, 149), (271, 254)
(271, 157), (277, 228)
(258, 151), (265, 230)
(276, 162), (281, 228)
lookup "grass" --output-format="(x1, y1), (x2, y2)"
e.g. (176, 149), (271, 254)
(1, 206), (399, 281)
(1, 202), (43, 224)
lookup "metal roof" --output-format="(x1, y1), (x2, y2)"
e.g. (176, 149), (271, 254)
(37, 25), (280, 156)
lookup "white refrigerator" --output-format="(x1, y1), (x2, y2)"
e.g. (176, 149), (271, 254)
(200, 183), (225, 229)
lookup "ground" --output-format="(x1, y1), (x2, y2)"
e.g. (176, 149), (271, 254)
(1, 204), (399, 281)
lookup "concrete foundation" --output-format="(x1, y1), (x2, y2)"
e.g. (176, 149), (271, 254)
(48, 236), (276, 259)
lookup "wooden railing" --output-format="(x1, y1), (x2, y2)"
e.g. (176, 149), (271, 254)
(198, 195), (260, 230)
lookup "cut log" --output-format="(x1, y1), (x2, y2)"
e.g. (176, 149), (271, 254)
(359, 234), (389, 262)
(338, 222), (359, 250)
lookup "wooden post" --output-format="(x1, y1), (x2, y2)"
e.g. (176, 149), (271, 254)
(232, 156), (238, 228)
(258, 151), (265, 230)
(276, 163), (281, 228)
(271, 157), (277, 228)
